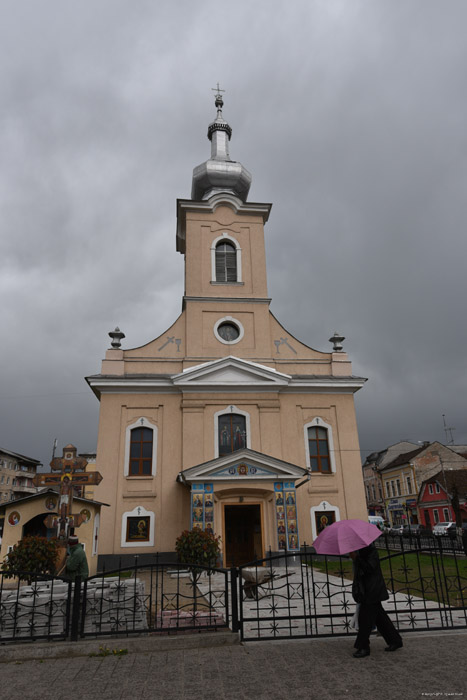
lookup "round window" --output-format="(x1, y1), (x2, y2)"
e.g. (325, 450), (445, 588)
(217, 322), (240, 342)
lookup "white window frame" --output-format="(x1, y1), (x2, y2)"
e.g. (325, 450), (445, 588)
(213, 316), (245, 345)
(310, 501), (341, 541)
(428, 484), (434, 495)
(211, 232), (242, 283)
(406, 476), (412, 494)
(435, 483), (440, 494)
(121, 505), (155, 548)
(303, 418), (337, 474)
(124, 417), (158, 477)
(433, 509), (439, 523)
(443, 508), (450, 521)
(214, 405), (251, 458)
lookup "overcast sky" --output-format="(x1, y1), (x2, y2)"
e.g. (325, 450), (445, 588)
(2, 0), (467, 469)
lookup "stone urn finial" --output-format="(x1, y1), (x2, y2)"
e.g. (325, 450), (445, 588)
(329, 332), (345, 352)
(109, 327), (125, 349)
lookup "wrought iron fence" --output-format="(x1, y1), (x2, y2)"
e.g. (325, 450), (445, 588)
(79, 557), (231, 638)
(236, 541), (467, 641)
(0, 543), (465, 644)
(0, 571), (73, 642)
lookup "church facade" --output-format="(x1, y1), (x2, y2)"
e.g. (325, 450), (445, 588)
(87, 93), (367, 567)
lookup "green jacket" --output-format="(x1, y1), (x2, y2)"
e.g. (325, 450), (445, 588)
(65, 543), (89, 580)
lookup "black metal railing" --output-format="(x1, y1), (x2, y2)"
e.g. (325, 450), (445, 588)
(0, 542), (465, 644)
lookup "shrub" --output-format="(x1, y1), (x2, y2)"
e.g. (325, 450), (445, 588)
(175, 528), (221, 575)
(1, 536), (60, 582)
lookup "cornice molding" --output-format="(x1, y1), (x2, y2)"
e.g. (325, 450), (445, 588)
(176, 194), (272, 253)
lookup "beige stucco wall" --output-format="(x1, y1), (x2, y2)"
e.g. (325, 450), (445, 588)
(90, 194), (367, 564)
(0, 495), (102, 575)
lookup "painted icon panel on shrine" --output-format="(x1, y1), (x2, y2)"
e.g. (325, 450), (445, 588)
(126, 516), (150, 542)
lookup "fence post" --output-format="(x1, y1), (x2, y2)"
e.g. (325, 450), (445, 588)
(70, 576), (82, 642)
(230, 567), (239, 633)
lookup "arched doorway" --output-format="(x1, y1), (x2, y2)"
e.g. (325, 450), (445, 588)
(22, 512), (56, 539)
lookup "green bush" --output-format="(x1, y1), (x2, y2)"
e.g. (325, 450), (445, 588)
(175, 528), (221, 573)
(1, 536), (60, 582)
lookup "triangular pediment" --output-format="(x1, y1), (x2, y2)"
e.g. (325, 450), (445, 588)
(172, 356), (291, 390)
(179, 448), (306, 484)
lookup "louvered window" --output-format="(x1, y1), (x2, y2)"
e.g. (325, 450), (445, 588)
(215, 242), (237, 282)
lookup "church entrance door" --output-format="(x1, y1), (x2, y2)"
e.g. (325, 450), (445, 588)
(224, 504), (262, 568)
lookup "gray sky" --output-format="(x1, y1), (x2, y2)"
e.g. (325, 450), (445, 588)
(2, 0), (467, 469)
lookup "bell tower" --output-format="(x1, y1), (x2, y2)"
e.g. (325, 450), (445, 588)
(176, 89), (273, 359)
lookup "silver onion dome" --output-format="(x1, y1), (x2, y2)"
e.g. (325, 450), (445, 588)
(191, 90), (252, 202)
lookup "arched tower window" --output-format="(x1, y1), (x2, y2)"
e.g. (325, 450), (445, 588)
(307, 426), (331, 473)
(129, 427), (153, 476)
(218, 414), (247, 457)
(215, 241), (237, 282)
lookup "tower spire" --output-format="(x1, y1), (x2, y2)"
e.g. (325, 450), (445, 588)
(191, 88), (252, 202)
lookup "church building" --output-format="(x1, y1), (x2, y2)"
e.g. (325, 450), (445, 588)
(87, 92), (367, 567)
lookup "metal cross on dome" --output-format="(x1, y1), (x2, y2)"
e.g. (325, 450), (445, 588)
(211, 82), (225, 96)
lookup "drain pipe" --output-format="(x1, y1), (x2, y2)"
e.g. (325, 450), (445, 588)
(295, 470), (312, 490)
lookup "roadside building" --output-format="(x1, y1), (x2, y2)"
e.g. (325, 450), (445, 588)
(380, 442), (467, 527)
(418, 469), (467, 528)
(362, 442), (418, 520)
(0, 448), (40, 503)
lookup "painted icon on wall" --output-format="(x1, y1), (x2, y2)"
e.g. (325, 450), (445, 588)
(126, 516), (150, 542)
(315, 511), (336, 534)
(80, 508), (91, 523)
(45, 497), (57, 511)
(8, 511), (20, 526)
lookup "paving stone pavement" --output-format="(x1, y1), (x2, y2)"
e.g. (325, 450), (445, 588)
(0, 631), (466, 700)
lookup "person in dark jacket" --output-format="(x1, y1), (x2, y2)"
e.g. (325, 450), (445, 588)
(350, 544), (402, 658)
(65, 535), (89, 580)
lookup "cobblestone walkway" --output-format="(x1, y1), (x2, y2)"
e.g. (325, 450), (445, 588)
(1, 632), (466, 700)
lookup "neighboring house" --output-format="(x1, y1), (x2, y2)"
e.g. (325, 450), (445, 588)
(86, 94), (368, 569)
(380, 442), (467, 527)
(0, 448), (40, 503)
(418, 470), (467, 528)
(362, 442), (418, 519)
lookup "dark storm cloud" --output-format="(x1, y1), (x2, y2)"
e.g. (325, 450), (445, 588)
(1, 0), (467, 467)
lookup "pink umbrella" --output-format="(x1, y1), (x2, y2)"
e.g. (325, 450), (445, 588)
(313, 519), (382, 555)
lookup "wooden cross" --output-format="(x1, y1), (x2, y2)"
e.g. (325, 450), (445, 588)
(33, 444), (103, 540)
(211, 82), (225, 95)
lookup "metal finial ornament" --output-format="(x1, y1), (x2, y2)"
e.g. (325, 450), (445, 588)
(211, 83), (225, 117)
(329, 332), (345, 352)
(109, 327), (125, 349)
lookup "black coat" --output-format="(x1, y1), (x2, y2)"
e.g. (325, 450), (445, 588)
(352, 545), (389, 604)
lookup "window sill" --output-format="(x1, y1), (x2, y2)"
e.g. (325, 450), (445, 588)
(125, 475), (154, 480)
(210, 281), (244, 286)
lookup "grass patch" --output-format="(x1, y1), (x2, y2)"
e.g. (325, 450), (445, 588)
(311, 550), (467, 606)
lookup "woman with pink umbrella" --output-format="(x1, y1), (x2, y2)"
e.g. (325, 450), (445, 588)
(313, 519), (403, 658)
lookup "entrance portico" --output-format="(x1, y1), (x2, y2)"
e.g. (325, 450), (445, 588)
(177, 447), (307, 565)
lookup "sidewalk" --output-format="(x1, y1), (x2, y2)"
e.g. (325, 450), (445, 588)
(1, 630), (466, 700)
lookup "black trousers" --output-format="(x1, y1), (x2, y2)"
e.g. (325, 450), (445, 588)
(354, 602), (402, 650)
